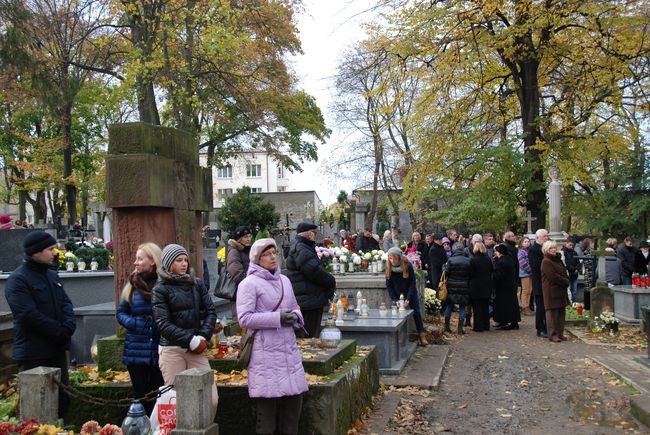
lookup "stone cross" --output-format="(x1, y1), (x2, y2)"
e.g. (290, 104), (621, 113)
(525, 210), (537, 234)
(106, 123), (212, 303)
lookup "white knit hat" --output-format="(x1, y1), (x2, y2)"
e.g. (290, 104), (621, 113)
(249, 238), (277, 264)
(161, 244), (188, 271)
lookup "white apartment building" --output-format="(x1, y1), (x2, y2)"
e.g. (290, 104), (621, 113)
(209, 151), (293, 208)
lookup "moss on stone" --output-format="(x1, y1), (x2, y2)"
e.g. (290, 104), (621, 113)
(97, 335), (126, 372)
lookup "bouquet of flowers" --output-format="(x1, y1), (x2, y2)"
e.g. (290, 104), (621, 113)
(405, 251), (422, 270)
(217, 246), (226, 265)
(598, 311), (619, 327)
(424, 287), (442, 316)
(316, 246), (335, 271)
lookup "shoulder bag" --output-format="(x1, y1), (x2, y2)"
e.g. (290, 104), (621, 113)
(237, 279), (285, 368)
(213, 271), (237, 300)
(438, 271), (448, 302)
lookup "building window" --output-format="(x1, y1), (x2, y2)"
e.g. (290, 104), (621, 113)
(277, 165), (285, 179)
(246, 164), (262, 177)
(277, 186), (286, 192)
(250, 187), (263, 193)
(216, 165), (232, 178)
(216, 188), (233, 200)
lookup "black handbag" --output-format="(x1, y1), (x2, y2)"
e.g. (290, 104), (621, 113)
(237, 280), (284, 367)
(213, 272), (237, 300)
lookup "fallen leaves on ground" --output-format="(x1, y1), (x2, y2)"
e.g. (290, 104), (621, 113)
(70, 366), (131, 385)
(576, 327), (647, 350)
(387, 397), (433, 434)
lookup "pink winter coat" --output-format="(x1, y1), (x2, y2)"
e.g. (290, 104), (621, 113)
(237, 263), (309, 398)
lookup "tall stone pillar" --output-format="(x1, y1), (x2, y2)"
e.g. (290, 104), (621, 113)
(106, 123), (213, 302)
(548, 166), (564, 242)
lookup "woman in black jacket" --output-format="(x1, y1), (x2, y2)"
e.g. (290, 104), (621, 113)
(493, 244), (521, 330)
(469, 242), (493, 332)
(442, 249), (471, 334)
(152, 243), (218, 419)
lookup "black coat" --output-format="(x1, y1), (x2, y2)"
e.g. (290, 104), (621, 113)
(442, 251), (470, 305)
(428, 243), (448, 288)
(285, 236), (336, 310)
(504, 240), (519, 267)
(386, 263), (418, 303)
(469, 253), (493, 300)
(562, 246), (580, 281)
(152, 271), (217, 348)
(529, 242), (544, 296)
(5, 259), (76, 360)
(617, 246), (638, 278)
(357, 235), (379, 252)
(493, 255), (521, 324)
(634, 250), (649, 275)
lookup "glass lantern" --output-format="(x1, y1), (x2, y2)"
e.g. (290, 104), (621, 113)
(90, 258), (99, 271)
(320, 318), (342, 348)
(121, 400), (151, 435)
(77, 260), (86, 271)
(66, 260), (74, 272)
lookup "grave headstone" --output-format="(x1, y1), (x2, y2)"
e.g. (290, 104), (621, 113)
(590, 284), (615, 320)
(0, 229), (49, 272)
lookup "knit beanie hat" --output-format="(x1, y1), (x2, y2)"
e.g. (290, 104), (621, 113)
(24, 231), (57, 256)
(161, 244), (188, 271)
(495, 244), (509, 256)
(234, 226), (252, 240)
(387, 247), (403, 257)
(249, 238), (277, 264)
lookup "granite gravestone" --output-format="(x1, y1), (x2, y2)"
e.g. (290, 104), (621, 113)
(0, 229), (47, 272)
(590, 284), (615, 320)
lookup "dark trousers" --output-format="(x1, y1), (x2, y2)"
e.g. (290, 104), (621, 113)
(300, 308), (323, 338)
(534, 294), (546, 333)
(256, 394), (303, 434)
(408, 297), (425, 333)
(18, 353), (70, 418)
(127, 364), (165, 416)
(472, 298), (490, 331)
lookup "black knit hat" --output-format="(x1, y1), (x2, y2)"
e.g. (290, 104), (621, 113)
(495, 244), (509, 256)
(161, 244), (188, 271)
(234, 226), (252, 240)
(23, 231), (57, 256)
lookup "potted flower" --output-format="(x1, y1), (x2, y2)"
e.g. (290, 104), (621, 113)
(598, 311), (619, 335)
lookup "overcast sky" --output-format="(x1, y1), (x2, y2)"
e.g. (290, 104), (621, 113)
(290, 0), (377, 205)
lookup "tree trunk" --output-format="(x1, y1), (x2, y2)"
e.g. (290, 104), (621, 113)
(18, 190), (26, 221)
(61, 107), (77, 226)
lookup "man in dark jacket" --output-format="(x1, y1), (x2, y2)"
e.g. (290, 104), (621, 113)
(442, 249), (471, 334)
(286, 222), (336, 338)
(5, 231), (75, 417)
(357, 228), (380, 252)
(529, 229), (548, 337)
(428, 234), (448, 290)
(562, 238), (580, 303)
(635, 241), (650, 275)
(617, 237), (638, 285)
(502, 231), (519, 265)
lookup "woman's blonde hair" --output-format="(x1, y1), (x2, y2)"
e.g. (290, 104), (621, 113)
(606, 238), (617, 247)
(541, 240), (558, 256)
(385, 253), (410, 280)
(473, 241), (486, 255)
(121, 242), (162, 301)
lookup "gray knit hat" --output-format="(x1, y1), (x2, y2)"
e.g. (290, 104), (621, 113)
(387, 247), (403, 257)
(161, 244), (188, 271)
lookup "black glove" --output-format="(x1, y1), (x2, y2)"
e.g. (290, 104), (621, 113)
(280, 311), (298, 326)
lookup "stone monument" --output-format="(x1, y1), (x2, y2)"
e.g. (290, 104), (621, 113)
(106, 122), (212, 301)
(590, 285), (615, 320)
(547, 166), (564, 242)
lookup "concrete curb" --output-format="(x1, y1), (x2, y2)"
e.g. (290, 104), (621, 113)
(380, 345), (449, 390)
(631, 394), (650, 428)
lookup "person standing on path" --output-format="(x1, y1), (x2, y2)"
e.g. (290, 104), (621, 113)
(493, 244), (521, 330)
(5, 231), (76, 417)
(226, 225), (253, 317)
(442, 248), (471, 334)
(530, 229), (548, 337)
(117, 242), (165, 416)
(517, 237), (534, 316)
(285, 222), (336, 338)
(541, 240), (570, 342)
(468, 242), (493, 332)
(237, 238), (308, 435)
(635, 241), (650, 275)
(428, 233), (448, 291)
(561, 238), (580, 303)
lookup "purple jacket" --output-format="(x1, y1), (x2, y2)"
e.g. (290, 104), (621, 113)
(237, 263), (308, 398)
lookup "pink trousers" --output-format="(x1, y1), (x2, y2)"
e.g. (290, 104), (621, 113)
(159, 347), (218, 419)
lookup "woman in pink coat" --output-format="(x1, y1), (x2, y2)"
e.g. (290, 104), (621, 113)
(237, 238), (308, 435)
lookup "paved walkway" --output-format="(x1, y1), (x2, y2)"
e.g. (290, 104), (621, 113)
(359, 316), (649, 434)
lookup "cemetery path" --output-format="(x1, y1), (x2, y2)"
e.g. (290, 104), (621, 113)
(362, 317), (647, 434)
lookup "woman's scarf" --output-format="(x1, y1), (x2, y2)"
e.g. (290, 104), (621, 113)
(129, 271), (158, 300)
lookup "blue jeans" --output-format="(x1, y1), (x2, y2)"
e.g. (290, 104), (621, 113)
(569, 279), (578, 303)
(443, 303), (466, 320)
(623, 276), (632, 286)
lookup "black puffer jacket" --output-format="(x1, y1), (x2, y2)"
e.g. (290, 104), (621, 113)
(442, 250), (471, 305)
(152, 270), (217, 348)
(617, 245), (638, 278)
(285, 236), (336, 310)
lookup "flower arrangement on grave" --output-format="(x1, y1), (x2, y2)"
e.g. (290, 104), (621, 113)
(81, 420), (123, 435)
(405, 251), (422, 270)
(0, 419), (68, 435)
(599, 311), (619, 328)
(424, 288), (442, 316)
(316, 246), (335, 271)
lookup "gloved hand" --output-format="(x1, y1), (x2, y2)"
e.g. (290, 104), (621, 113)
(187, 335), (208, 354)
(280, 311), (298, 326)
